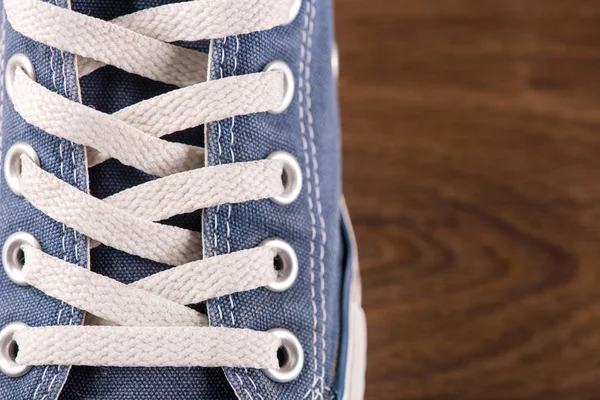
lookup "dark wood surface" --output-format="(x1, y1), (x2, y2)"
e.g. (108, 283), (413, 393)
(336, 1), (600, 399)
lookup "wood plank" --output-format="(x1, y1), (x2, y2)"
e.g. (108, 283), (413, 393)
(336, 1), (600, 398)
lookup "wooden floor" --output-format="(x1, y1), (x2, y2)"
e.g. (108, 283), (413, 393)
(335, 1), (600, 399)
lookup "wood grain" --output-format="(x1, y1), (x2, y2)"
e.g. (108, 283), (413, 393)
(335, 1), (600, 399)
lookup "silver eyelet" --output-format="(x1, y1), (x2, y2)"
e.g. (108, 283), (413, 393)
(5, 53), (36, 101)
(261, 238), (298, 292)
(332, 42), (339, 82)
(0, 322), (31, 378)
(285, 0), (302, 25)
(268, 151), (302, 205)
(264, 61), (294, 114)
(263, 328), (304, 383)
(4, 142), (40, 197)
(2, 232), (40, 286)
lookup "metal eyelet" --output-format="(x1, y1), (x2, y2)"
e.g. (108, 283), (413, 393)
(332, 42), (339, 82)
(0, 322), (31, 378)
(263, 328), (304, 383)
(268, 151), (302, 205)
(5, 53), (36, 101)
(4, 142), (40, 197)
(261, 238), (298, 292)
(2, 232), (40, 286)
(264, 61), (294, 114)
(285, 0), (302, 25)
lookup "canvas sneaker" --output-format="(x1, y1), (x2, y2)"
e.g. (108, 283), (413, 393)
(0, 0), (366, 399)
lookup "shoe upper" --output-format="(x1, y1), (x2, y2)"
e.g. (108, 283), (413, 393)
(0, 0), (350, 399)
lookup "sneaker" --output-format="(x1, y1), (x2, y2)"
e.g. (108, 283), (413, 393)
(0, 0), (366, 399)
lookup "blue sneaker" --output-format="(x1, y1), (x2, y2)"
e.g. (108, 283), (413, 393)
(0, 0), (366, 399)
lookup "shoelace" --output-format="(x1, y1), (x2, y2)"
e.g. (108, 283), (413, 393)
(3, 0), (299, 370)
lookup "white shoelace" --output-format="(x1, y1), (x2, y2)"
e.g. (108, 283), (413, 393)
(4, 0), (295, 370)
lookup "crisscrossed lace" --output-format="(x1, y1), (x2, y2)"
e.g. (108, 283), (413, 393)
(3, 0), (297, 370)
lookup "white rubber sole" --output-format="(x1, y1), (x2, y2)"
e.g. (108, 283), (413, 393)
(343, 277), (367, 400)
(340, 199), (367, 400)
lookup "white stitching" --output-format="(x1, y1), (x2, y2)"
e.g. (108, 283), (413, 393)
(226, 40), (236, 327)
(245, 369), (265, 400)
(0, 9), (8, 151)
(245, 369), (257, 390)
(59, 19), (80, 395)
(46, 40), (73, 400)
(304, 1), (328, 396)
(301, 0), (328, 397)
(32, 366), (48, 400)
(235, 371), (245, 386)
(213, 36), (226, 326)
(227, 34), (259, 399)
(19, 9), (53, 399)
(40, 373), (59, 400)
(299, 0), (320, 398)
(37, 1), (78, 398)
(212, 37), (251, 400)
(34, 25), (62, 400)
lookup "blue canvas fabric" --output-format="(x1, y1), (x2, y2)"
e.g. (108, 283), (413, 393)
(0, 1), (88, 399)
(0, 0), (346, 399)
(203, 3), (344, 397)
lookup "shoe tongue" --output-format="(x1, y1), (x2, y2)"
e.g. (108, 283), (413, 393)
(73, 0), (184, 21)
(73, 0), (208, 281)
(58, 2), (236, 400)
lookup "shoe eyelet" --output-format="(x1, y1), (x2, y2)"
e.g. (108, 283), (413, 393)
(4, 142), (40, 197)
(2, 232), (40, 287)
(0, 322), (31, 378)
(261, 238), (298, 292)
(262, 328), (304, 383)
(285, 0), (302, 25)
(264, 61), (294, 114)
(5, 53), (36, 101)
(268, 151), (302, 205)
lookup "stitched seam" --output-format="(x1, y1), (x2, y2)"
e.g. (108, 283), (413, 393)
(227, 34), (259, 399)
(44, 46), (72, 400)
(299, 0), (321, 398)
(227, 34), (255, 400)
(213, 37), (251, 400)
(244, 368), (264, 400)
(34, 22), (61, 400)
(303, 1), (328, 397)
(213, 38), (225, 328)
(0, 9), (7, 152)
(36, 1), (78, 398)
(225, 34), (237, 329)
